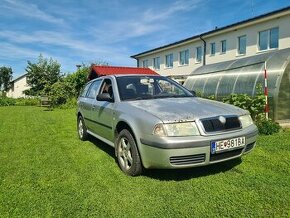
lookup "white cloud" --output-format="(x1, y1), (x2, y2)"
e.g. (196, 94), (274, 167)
(0, 30), (136, 75)
(143, 0), (200, 22)
(1, 0), (64, 24)
(92, 0), (202, 43)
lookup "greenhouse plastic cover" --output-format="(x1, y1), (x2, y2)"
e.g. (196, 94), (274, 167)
(184, 48), (290, 121)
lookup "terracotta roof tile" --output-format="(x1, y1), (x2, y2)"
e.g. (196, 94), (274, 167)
(89, 65), (158, 80)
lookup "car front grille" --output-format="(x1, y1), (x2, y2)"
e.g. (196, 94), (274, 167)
(210, 148), (243, 162)
(200, 116), (241, 133)
(170, 154), (206, 165)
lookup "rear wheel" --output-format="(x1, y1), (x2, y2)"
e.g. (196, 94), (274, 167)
(77, 116), (88, 141)
(116, 129), (142, 176)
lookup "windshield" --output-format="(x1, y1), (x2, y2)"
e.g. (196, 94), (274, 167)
(116, 76), (194, 101)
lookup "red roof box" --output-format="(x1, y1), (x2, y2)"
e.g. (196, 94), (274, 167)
(88, 65), (158, 81)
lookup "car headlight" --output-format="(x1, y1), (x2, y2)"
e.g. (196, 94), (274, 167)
(153, 122), (200, 137)
(239, 114), (253, 128)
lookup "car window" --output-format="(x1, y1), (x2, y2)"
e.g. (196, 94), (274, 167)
(117, 76), (193, 101)
(100, 79), (114, 99)
(157, 79), (185, 95)
(87, 80), (101, 99)
(80, 82), (92, 97)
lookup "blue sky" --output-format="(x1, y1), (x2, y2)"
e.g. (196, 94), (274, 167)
(0, 0), (289, 78)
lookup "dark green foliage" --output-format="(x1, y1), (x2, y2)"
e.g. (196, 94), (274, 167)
(194, 89), (215, 100)
(223, 93), (266, 120)
(49, 65), (89, 107)
(59, 98), (77, 109)
(0, 97), (16, 106)
(25, 54), (63, 96)
(65, 65), (89, 97)
(256, 116), (281, 135)
(0, 66), (13, 96)
(197, 84), (281, 135)
(0, 97), (39, 106)
(49, 80), (73, 106)
(222, 85), (266, 120)
(14, 97), (40, 106)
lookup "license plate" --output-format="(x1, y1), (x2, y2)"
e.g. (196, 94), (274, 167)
(211, 137), (245, 154)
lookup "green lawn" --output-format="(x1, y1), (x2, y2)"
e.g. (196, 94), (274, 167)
(0, 106), (289, 217)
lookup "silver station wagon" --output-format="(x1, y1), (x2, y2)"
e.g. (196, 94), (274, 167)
(77, 74), (258, 176)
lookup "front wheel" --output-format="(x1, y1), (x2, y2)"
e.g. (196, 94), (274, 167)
(116, 129), (142, 176)
(77, 116), (88, 141)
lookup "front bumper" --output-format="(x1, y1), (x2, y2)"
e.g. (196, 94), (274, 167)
(138, 125), (258, 169)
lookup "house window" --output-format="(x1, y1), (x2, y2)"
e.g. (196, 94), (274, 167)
(259, 27), (279, 51)
(179, 49), (189, 65)
(210, 43), (216, 55)
(196, 46), (202, 62)
(153, 57), (160, 70)
(221, 40), (226, 53)
(238, 35), (246, 55)
(142, 60), (149, 68)
(165, 54), (173, 68)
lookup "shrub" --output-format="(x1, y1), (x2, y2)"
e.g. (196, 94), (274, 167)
(15, 98), (40, 106)
(256, 116), (281, 135)
(59, 98), (77, 109)
(0, 97), (16, 106)
(196, 84), (281, 135)
(0, 97), (40, 107)
(222, 93), (266, 120)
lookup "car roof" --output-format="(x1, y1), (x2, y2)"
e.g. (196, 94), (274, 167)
(113, 74), (161, 78)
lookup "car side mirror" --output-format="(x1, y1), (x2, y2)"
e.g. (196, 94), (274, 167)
(97, 93), (114, 102)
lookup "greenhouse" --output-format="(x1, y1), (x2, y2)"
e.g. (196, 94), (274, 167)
(184, 48), (290, 121)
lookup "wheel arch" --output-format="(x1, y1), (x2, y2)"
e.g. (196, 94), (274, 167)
(114, 121), (143, 162)
(115, 121), (137, 144)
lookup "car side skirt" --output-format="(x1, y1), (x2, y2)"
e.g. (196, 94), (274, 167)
(87, 130), (115, 148)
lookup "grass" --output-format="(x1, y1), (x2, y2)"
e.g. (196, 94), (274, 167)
(0, 106), (289, 217)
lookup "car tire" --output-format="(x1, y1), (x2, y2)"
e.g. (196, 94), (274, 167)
(77, 116), (88, 141)
(116, 129), (142, 176)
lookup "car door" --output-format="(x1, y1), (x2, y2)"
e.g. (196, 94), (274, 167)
(89, 78), (115, 142)
(82, 79), (102, 131)
(78, 81), (92, 116)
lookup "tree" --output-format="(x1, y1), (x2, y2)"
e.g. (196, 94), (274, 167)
(67, 64), (90, 97)
(0, 66), (13, 96)
(25, 54), (62, 96)
(49, 64), (90, 106)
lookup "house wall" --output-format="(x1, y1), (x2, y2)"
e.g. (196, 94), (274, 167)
(136, 12), (290, 78)
(7, 76), (30, 98)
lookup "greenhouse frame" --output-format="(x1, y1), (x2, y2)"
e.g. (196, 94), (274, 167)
(184, 48), (290, 121)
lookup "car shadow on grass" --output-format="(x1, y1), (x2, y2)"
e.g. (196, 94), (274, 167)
(88, 135), (115, 158)
(87, 135), (242, 181)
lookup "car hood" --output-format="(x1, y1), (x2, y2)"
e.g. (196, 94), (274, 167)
(125, 97), (246, 123)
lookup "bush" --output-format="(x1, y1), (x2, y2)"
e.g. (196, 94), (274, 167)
(196, 84), (281, 135)
(256, 117), (281, 135)
(0, 97), (40, 107)
(0, 97), (16, 106)
(222, 93), (266, 120)
(49, 80), (73, 106)
(59, 98), (77, 109)
(15, 98), (40, 106)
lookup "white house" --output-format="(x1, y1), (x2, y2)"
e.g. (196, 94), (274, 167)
(131, 6), (290, 83)
(7, 74), (30, 98)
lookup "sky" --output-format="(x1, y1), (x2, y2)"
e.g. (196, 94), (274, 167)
(0, 0), (289, 78)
